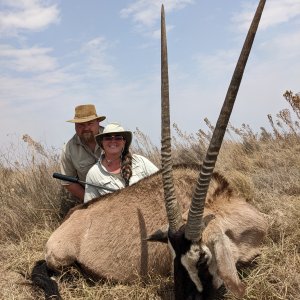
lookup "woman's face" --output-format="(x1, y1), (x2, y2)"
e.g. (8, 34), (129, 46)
(101, 135), (126, 156)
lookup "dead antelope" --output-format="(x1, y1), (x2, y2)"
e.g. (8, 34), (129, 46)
(31, 1), (267, 299)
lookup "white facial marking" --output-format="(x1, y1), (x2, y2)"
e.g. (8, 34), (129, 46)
(207, 252), (224, 289)
(181, 243), (203, 292)
(201, 244), (212, 265)
(200, 244), (224, 288)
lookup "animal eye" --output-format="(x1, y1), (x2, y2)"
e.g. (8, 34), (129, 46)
(197, 252), (208, 266)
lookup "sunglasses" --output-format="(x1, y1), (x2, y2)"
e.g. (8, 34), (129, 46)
(102, 135), (124, 141)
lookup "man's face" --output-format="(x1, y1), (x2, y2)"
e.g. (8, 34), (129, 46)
(75, 120), (100, 144)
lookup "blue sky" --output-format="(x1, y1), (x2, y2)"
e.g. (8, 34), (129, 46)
(1, 0), (299, 151)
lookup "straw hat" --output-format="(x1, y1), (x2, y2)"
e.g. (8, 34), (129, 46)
(95, 123), (132, 149)
(67, 104), (106, 123)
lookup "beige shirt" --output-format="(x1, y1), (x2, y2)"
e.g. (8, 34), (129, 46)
(84, 154), (159, 202)
(60, 134), (102, 186)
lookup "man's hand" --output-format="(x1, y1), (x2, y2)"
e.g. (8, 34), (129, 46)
(64, 183), (85, 202)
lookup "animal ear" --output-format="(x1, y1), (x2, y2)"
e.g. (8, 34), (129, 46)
(213, 236), (246, 298)
(203, 214), (216, 226)
(146, 225), (168, 244)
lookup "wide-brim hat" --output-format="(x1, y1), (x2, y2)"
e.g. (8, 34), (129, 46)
(67, 104), (106, 123)
(95, 122), (132, 149)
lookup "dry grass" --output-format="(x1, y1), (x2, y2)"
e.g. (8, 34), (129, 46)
(0, 91), (299, 299)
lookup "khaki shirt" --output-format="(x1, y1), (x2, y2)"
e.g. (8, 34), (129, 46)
(84, 154), (159, 202)
(60, 134), (102, 186)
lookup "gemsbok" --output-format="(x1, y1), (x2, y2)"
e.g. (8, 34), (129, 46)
(31, 1), (268, 299)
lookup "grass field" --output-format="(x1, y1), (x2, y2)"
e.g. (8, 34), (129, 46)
(0, 91), (299, 299)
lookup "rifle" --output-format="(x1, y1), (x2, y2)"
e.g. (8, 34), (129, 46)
(53, 173), (117, 192)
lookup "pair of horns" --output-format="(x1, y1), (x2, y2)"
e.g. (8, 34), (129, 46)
(161, 0), (266, 241)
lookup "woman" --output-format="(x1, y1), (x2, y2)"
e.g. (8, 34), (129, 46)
(84, 122), (159, 203)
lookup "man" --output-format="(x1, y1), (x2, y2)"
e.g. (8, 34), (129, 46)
(59, 104), (106, 216)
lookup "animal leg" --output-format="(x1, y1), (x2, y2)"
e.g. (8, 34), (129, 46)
(31, 259), (61, 300)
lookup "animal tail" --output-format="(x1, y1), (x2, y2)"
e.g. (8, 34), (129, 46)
(31, 259), (61, 300)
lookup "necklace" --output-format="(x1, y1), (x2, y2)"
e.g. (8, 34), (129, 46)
(105, 157), (120, 166)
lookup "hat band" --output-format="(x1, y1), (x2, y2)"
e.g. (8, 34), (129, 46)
(75, 114), (98, 119)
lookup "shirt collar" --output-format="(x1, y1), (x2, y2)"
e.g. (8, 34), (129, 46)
(74, 133), (101, 154)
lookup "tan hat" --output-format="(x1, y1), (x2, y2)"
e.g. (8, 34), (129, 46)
(95, 122), (132, 149)
(67, 104), (106, 123)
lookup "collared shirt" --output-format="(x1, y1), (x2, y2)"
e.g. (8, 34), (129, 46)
(60, 134), (102, 186)
(84, 154), (159, 202)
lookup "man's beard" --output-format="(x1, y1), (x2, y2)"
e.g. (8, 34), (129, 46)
(80, 132), (95, 144)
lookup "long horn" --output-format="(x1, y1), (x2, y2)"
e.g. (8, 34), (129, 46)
(161, 4), (183, 233)
(185, 0), (266, 241)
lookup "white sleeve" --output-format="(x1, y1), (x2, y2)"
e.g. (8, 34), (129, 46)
(139, 155), (159, 176)
(84, 169), (100, 203)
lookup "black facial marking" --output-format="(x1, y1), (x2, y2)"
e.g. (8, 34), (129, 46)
(196, 253), (223, 300)
(168, 225), (223, 300)
(168, 225), (204, 300)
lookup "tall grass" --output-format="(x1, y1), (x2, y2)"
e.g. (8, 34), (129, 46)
(0, 138), (62, 243)
(0, 91), (299, 299)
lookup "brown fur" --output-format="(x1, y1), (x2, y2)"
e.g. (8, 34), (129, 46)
(45, 164), (267, 290)
(200, 194), (267, 296)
